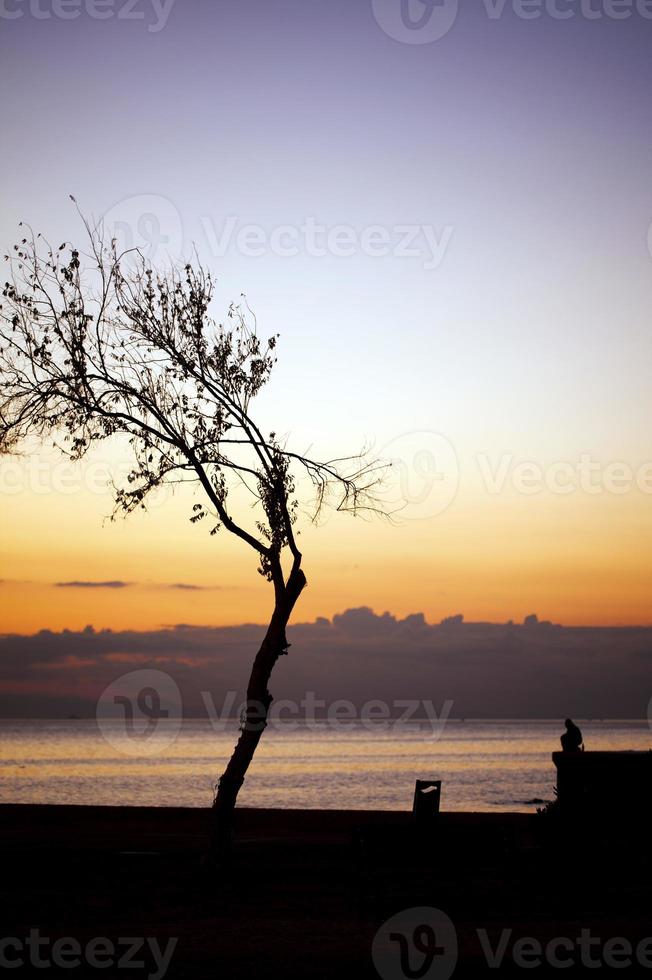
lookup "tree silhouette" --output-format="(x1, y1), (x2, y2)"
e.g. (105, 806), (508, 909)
(0, 209), (383, 857)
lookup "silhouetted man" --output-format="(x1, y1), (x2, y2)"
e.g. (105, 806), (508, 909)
(560, 718), (583, 752)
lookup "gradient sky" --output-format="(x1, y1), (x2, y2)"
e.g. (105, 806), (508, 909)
(1, 0), (652, 631)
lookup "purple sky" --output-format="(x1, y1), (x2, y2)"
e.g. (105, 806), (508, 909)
(3, 0), (651, 448)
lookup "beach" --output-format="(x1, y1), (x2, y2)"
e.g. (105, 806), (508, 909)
(3, 803), (651, 977)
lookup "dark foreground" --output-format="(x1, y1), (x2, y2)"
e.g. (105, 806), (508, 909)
(2, 804), (652, 977)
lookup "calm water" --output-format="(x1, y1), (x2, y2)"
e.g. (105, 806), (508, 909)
(0, 719), (649, 812)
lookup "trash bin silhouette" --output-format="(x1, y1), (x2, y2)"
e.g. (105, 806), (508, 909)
(413, 779), (442, 825)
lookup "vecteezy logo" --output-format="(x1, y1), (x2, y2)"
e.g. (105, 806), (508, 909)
(371, 0), (459, 44)
(381, 431), (459, 520)
(96, 669), (183, 756)
(101, 193), (184, 265)
(372, 907), (458, 980)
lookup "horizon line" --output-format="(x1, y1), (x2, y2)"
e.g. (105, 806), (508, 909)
(2, 608), (652, 638)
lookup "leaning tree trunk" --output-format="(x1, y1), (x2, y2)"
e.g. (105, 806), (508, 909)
(210, 563), (307, 860)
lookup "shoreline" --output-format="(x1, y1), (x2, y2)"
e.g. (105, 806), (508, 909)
(1, 802), (537, 848)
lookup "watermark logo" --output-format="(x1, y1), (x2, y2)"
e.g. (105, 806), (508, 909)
(382, 431), (459, 519)
(200, 215), (453, 270)
(372, 907), (458, 980)
(203, 691), (453, 738)
(374, 909), (652, 972)
(476, 452), (652, 497)
(477, 927), (652, 969)
(101, 193), (184, 265)
(98, 205), (452, 269)
(371, 0), (652, 44)
(0, 454), (169, 507)
(96, 679), (452, 756)
(96, 669), (182, 756)
(371, 0), (459, 44)
(0, 0), (176, 32)
(0, 931), (177, 978)
(7, 444), (651, 507)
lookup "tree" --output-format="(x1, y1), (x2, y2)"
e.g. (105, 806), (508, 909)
(0, 209), (382, 857)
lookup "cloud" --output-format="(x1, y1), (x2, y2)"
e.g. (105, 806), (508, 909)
(156, 582), (241, 592)
(55, 580), (131, 589)
(0, 609), (651, 719)
(51, 580), (226, 591)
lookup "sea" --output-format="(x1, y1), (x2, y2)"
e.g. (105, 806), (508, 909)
(0, 719), (649, 812)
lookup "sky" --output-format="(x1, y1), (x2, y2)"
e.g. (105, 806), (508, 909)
(1, 0), (652, 632)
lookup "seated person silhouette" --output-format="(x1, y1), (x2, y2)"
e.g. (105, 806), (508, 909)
(560, 718), (583, 752)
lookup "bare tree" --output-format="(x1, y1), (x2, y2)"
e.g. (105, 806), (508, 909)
(0, 208), (383, 857)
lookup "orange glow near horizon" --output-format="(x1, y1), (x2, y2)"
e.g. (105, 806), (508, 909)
(2, 450), (651, 633)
